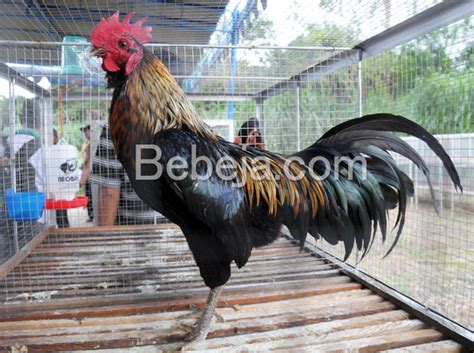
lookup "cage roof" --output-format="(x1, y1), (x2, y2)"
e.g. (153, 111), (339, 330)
(0, 1), (242, 44)
(0, 0), (265, 87)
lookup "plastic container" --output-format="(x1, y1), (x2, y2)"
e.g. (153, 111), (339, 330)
(61, 36), (87, 74)
(5, 188), (46, 221)
(45, 196), (88, 210)
(45, 142), (81, 201)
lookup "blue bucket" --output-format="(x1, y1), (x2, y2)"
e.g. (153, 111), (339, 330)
(5, 188), (46, 221)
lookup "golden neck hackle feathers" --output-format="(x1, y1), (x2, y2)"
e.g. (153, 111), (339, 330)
(125, 54), (217, 142)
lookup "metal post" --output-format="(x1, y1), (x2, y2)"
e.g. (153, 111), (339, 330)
(354, 59), (363, 267)
(8, 77), (19, 253)
(438, 158), (444, 216)
(256, 98), (265, 142)
(42, 98), (55, 226)
(227, 10), (239, 120)
(358, 60), (363, 117)
(409, 161), (414, 208)
(295, 85), (301, 151)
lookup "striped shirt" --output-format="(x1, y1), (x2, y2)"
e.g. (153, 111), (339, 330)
(90, 125), (165, 225)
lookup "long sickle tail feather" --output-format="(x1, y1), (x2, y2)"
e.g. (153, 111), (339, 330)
(319, 113), (462, 192)
(320, 129), (441, 214)
(293, 113), (462, 260)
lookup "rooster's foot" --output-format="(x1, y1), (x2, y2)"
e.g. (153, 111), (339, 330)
(180, 285), (224, 351)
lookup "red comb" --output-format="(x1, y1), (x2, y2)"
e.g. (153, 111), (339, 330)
(91, 11), (152, 46)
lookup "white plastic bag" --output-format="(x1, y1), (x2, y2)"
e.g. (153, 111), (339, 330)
(45, 139), (82, 200)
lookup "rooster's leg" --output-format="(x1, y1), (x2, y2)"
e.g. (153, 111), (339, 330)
(182, 285), (224, 348)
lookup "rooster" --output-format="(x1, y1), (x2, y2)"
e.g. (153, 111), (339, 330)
(90, 12), (462, 345)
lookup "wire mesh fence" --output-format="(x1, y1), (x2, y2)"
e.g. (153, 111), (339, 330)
(0, 10), (472, 333)
(0, 96), (47, 265)
(314, 18), (474, 329)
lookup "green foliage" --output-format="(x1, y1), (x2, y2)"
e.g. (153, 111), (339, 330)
(290, 24), (357, 47)
(403, 70), (473, 133)
(362, 44), (473, 134)
(263, 71), (359, 154)
(57, 122), (87, 151)
(240, 18), (276, 45)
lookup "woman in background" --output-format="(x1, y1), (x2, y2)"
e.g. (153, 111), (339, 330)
(234, 118), (264, 149)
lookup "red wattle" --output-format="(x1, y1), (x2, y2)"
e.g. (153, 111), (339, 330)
(102, 56), (120, 72)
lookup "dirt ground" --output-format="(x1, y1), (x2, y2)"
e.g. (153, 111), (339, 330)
(315, 199), (473, 330)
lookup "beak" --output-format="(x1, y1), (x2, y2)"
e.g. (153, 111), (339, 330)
(90, 47), (105, 57)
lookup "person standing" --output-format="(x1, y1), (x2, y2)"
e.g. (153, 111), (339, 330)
(90, 124), (165, 226)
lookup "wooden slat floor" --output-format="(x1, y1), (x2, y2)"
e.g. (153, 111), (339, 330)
(0, 225), (466, 352)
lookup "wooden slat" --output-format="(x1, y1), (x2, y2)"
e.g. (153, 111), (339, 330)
(0, 277), (352, 315)
(198, 319), (428, 351)
(0, 294), (386, 340)
(12, 249), (316, 270)
(6, 257), (326, 281)
(0, 300), (398, 351)
(193, 310), (411, 350)
(3, 264), (313, 285)
(0, 228), (49, 281)
(49, 223), (179, 234)
(1, 270), (351, 300)
(270, 329), (444, 352)
(0, 289), (374, 332)
(0, 269), (343, 300)
(1, 267), (339, 292)
(0, 279), (361, 321)
(50, 338), (467, 353)
(381, 339), (464, 352)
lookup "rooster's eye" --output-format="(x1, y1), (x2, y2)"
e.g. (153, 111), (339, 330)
(119, 41), (128, 48)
